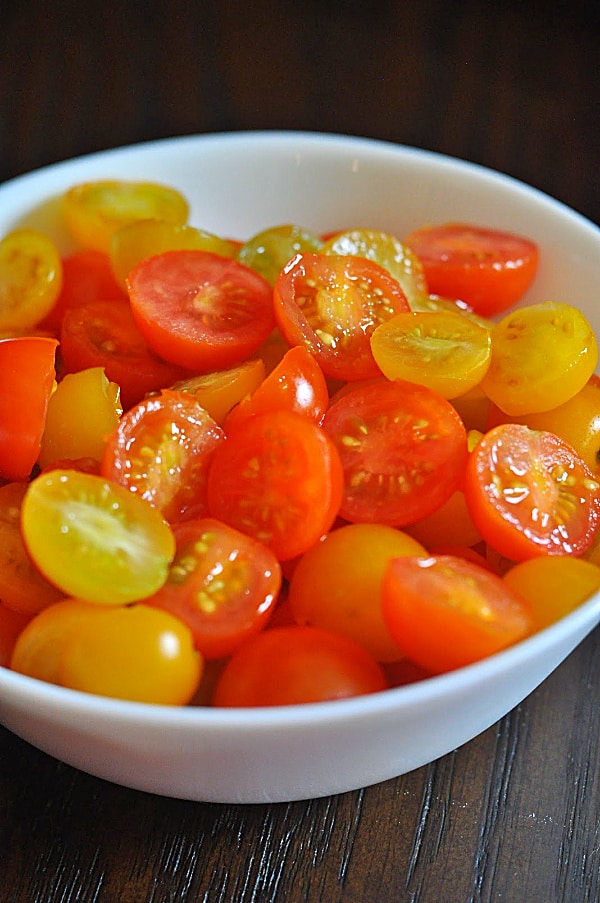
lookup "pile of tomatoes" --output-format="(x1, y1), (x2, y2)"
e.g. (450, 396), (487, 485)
(1, 178), (600, 708)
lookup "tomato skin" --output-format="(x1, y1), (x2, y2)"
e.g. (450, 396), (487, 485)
(102, 390), (226, 524)
(0, 336), (58, 481)
(0, 603), (32, 668)
(403, 223), (539, 316)
(146, 517), (281, 659)
(503, 556), (600, 632)
(207, 409), (344, 561)
(464, 423), (600, 561)
(170, 358), (266, 426)
(212, 625), (388, 707)
(127, 249), (276, 371)
(322, 378), (468, 526)
(39, 249), (127, 334)
(381, 554), (532, 673)
(273, 252), (410, 381)
(60, 300), (191, 410)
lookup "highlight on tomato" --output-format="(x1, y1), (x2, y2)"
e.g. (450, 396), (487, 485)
(403, 222), (539, 316)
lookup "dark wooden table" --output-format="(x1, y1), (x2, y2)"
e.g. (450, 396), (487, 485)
(1, 2), (599, 900)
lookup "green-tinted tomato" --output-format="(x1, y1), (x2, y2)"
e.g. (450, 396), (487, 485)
(238, 223), (323, 286)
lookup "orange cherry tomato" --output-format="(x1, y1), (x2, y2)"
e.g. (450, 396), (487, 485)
(101, 390), (226, 524)
(403, 222), (539, 316)
(212, 625), (388, 707)
(502, 556), (600, 632)
(207, 409), (344, 561)
(127, 249), (276, 371)
(464, 423), (600, 561)
(0, 603), (33, 667)
(0, 335), (58, 481)
(381, 554), (532, 673)
(273, 252), (410, 381)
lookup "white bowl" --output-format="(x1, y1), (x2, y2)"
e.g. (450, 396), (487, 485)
(1, 131), (599, 803)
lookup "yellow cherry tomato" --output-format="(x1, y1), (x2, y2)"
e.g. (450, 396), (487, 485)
(63, 180), (190, 253)
(370, 309), (492, 398)
(480, 301), (598, 415)
(238, 223), (323, 286)
(0, 228), (63, 331)
(170, 358), (266, 425)
(503, 556), (600, 632)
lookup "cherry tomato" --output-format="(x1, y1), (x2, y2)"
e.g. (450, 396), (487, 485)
(0, 228), (63, 332)
(170, 358), (266, 426)
(320, 229), (428, 307)
(110, 218), (237, 287)
(207, 409), (344, 561)
(127, 249), (276, 371)
(273, 252), (410, 381)
(20, 469), (176, 604)
(480, 302), (597, 416)
(370, 309), (491, 399)
(289, 523), (427, 661)
(62, 180), (190, 253)
(405, 489), (483, 549)
(403, 223), (539, 316)
(0, 335), (58, 481)
(0, 603), (32, 668)
(11, 598), (202, 705)
(503, 556), (600, 632)
(60, 300), (192, 410)
(39, 248), (127, 335)
(224, 345), (329, 431)
(0, 482), (65, 615)
(212, 625), (388, 707)
(101, 390), (226, 523)
(464, 423), (600, 561)
(381, 554), (532, 673)
(238, 223), (323, 286)
(322, 378), (468, 526)
(146, 517), (281, 659)
(38, 367), (122, 469)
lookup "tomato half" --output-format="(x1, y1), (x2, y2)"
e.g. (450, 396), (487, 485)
(212, 625), (388, 707)
(146, 517), (281, 659)
(464, 423), (600, 560)
(322, 378), (468, 526)
(238, 223), (323, 286)
(0, 228), (63, 332)
(101, 390), (226, 523)
(273, 252), (410, 381)
(0, 335), (58, 481)
(206, 409), (344, 560)
(403, 222), (539, 316)
(381, 554), (532, 673)
(127, 249), (276, 371)
(60, 300), (192, 410)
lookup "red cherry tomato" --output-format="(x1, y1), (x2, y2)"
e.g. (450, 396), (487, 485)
(322, 378), (468, 526)
(273, 252), (410, 381)
(146, 517), (281, 659)
(207, 409), (344, 560)
(127, 249), (276, 371)
(40, 249), (127, 334)
(212, 625), (388, 706)
(464, 422), (600, 561)
(403, 223), (539, 316)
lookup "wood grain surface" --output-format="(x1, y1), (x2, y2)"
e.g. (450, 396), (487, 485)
(1, 1), (599, 901)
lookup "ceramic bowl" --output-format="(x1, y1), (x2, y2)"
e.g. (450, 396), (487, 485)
(1, 131), (599, 803)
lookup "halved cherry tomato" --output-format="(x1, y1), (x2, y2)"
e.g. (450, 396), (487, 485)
(101, 390), (226, 523)
(39, 248), (127, 334)
(20, 469), (176, 604)
(127, 249), (276, 371)
(62, 180), (190, 253)
(170, 358), (266, 426)
(480, 302), (597, 416)
(464, 423), (600, 560)
(403, 223), (539, 316)
(146, 517), (281, 659)
(224, 345), (329, 431)
(207, 409), (344, 560)
(60, 300), (191, 410)
(238, 223), (323, 286)
(0, 228), (63, 332)
(0, 335), (58, 481)
(322, 378), (468, 526)
(381, 554), (532, 673)
(212, 625), (388, 707)
(370, 309), (491, 399)
(273, 252), (410, 381)
(0, 481), (65, 615)
(289, 522), (427, 661)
